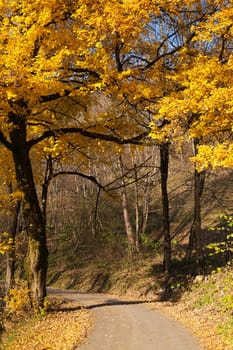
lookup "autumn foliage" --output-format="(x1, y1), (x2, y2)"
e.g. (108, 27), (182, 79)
(0, 0), (232, 310)
(150, 1), (233, 169)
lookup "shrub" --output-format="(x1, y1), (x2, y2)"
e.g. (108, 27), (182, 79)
(207, 215), (233, 262)
(4, 280), (31, 316)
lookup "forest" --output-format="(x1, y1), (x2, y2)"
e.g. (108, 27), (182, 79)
(0, 1), (232, 347)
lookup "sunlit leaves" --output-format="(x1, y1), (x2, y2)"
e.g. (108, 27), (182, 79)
(192, 143), (233, 171)
(0, 1), (75, 114)
(150, 1), (233, 170)
(0, 0), (232, 173)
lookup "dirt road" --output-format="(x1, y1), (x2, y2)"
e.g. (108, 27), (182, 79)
(50, 290), (203, 350)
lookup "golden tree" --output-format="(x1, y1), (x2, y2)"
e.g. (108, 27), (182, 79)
(151, 1), (233, 169)
(0, 0), (216, 308)
(150, 1), (233, 268)
(0, 0), (152, 310)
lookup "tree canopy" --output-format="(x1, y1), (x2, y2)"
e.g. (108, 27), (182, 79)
(150, 0), (233, 169)
(0, 0), (232, 310)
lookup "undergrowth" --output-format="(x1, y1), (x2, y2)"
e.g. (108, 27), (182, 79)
(1, 296), (92, 350)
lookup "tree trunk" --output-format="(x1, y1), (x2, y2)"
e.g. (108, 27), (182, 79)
(122, 188), (135, 249)
(119, 155), (135, 252)
(5, 184), (21, 294)
(141, 174), (152, 236)
(186, 138), (205, 270)
(193, 165), (204, 269)
(134, 165), (140, 252)
(42, 155), (53, 228)
(9, 113), (48, 312)
(160, 143), (171, 272)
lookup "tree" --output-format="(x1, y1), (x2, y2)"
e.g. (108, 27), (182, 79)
(150, 1), (233, 268)
(0, 147), (22, 292)
(159, 142), (171, 272)
(152, 2), (233, 170)
(117, 146), (158, 253)
(186, 139), (206, 269)
(0, 0), (150, 310)
(0, 0), (221, 308)
(118, 154), (136, 251)
(4, 184), (21, 294)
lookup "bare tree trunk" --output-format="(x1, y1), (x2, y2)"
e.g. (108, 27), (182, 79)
(160, 143), (171, 272)
(122, 188), (135, 248)
(41, 155), (53, 229)
(9, 113), (48, 312)
(186, 138), (205, 270)
(134, 165), (140, 252)
(194, 166), (205, 269)
(119, 155), (135, 252)
(5, 184), (21, 294)
(141, 175), (152, 236)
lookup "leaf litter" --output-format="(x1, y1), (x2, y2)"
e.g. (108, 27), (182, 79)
(1, 296), (93, 350)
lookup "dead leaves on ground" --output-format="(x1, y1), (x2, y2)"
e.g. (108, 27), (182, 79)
(153, 287), (233, 350)
(1, 297), (93, 350)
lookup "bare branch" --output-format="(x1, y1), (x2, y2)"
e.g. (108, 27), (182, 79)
(39, 90), (71, 103)
(52, 171), (108, 194)
(0, 131), (13, 151)
(27, 127), (150, 149)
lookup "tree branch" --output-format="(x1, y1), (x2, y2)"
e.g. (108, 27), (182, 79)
(39, 90), (71, 103)
(0, 131), (13, 151)
(39, 66), (100, 103)
(67, 68), (100, 79)
(52, 171), (108, 194)
(27, 127), (150, 149)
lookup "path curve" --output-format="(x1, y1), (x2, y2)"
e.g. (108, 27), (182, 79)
(49, 289), (203, 350)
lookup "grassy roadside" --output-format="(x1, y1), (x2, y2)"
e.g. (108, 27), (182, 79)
(153, 264), (233, 350)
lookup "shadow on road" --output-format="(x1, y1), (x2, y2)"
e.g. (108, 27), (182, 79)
(48, 289), (157, 312)
(86, 298), (156, 310)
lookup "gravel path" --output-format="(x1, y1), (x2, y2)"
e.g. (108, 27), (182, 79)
(49, 289), (203, 350)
